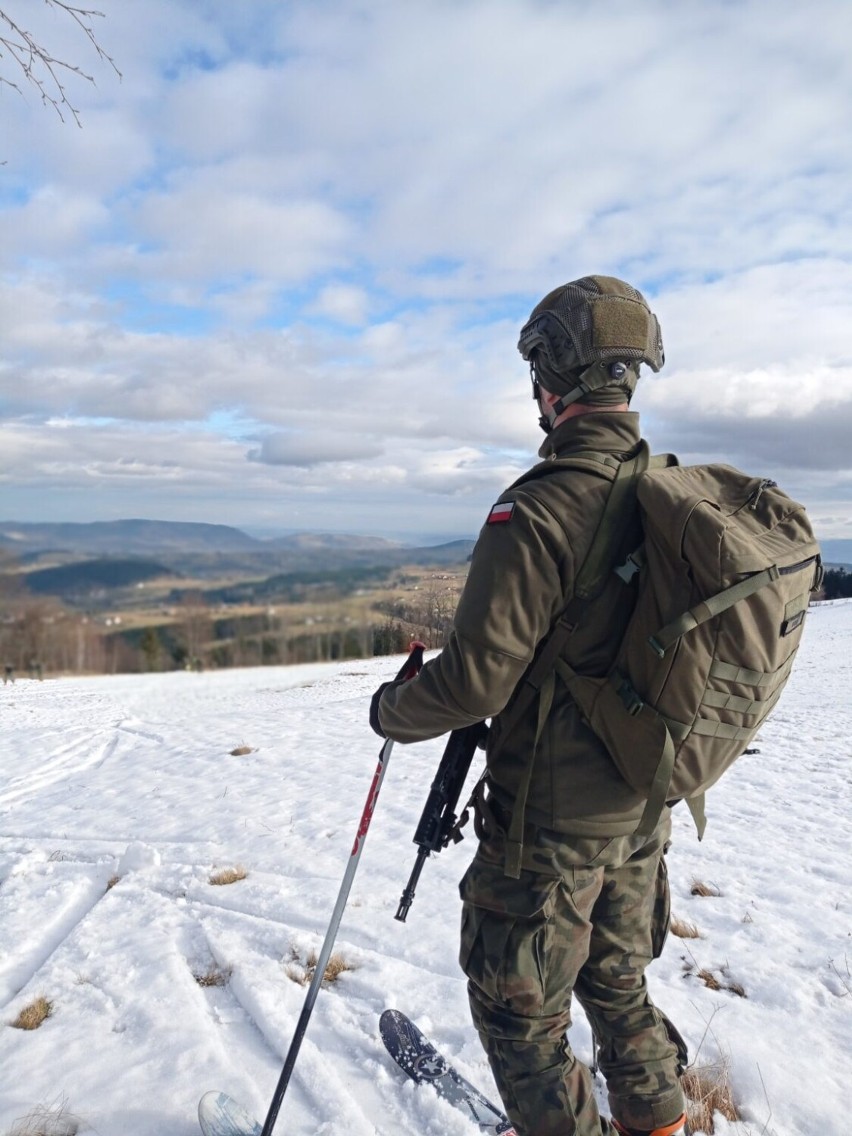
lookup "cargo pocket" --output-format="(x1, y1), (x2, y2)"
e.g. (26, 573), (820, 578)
(659, 1009), (689, 1075)
(650, 850), (671, 959)
(458, 854), (559, 1017)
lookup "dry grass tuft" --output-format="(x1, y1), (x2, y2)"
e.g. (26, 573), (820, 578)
(209, 866), (247, 886)
(106, 875), (121, 890)
(311, 950), (353, 984)
(229, 745), (254, 756)
(682, 1059), (741, 1133)
(696, 968), (722, 991)
(690, 879), (722, 898)
(193, 964), (233, 988)
(682, 961), (747, 999)
(10, 997), (53, 1031)
(8, 1099), (82, 1136)
(285, 948), (354, 987)
(671, 916), (702, 939)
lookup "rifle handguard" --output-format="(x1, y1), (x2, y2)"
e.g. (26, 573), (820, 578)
(395, 720), (488, 923)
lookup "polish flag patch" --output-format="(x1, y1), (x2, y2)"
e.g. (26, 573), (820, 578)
(487, 501), (515, 525)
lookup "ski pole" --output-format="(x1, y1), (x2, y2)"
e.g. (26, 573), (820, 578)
(258, 642), (426, 1136)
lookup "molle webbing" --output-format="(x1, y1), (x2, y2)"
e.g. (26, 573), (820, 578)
(701, 687), (781, 716)
(709, 654), (796, 688)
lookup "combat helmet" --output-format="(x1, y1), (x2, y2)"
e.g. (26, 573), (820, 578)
(518, 275), (664, 428)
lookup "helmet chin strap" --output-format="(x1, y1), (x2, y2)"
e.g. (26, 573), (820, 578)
(533, 360), (628, 434)
(531, 365), (557, 433)
(536, 394), (557, 434)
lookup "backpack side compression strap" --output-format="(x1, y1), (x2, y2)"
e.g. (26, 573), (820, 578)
(648, 556), (819, 657)
(648, 566), (781, 657)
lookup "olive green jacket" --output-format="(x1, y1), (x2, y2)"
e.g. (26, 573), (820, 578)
(379, 412), (650, 836)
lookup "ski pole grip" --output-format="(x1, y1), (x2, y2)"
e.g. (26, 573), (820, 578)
(395, 640), (426, 682)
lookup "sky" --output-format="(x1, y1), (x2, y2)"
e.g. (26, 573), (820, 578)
(1, 0), (852, 542)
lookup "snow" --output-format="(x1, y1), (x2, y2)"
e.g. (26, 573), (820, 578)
(1, 603), (850, 1136)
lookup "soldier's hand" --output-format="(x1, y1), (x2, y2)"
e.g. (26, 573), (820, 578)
(369, 682), (393, 737)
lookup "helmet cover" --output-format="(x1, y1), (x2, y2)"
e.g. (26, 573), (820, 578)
(517, 275), (664, 400)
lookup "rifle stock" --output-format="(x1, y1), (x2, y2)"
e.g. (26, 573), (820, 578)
(395, 720), (488, 922)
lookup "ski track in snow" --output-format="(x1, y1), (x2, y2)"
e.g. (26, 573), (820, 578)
(0, 856), (111, 1008)
(0, 610), (850, 1135)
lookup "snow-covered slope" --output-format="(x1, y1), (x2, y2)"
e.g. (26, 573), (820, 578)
(1, 603), (850, 1136)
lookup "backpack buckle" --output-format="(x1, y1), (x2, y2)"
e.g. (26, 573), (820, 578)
(614, 552), (642, 584)
(617, 678), (644, 716)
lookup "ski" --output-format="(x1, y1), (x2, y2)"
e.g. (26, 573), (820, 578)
(198, 1091), (261, 1136)
(379, 1008), (517, 1135)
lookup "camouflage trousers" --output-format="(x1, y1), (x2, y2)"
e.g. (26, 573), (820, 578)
(458, 804), (686, 1136)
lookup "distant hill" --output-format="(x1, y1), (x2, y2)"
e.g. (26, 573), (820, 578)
(0, 519), (473, 572)
(0, 521), (476, 600)
(265, 532), (403, 552)
(0, 520), (260, 556)
(24, 559), (174, 597)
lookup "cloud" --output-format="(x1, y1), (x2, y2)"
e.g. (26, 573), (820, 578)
(311, 284), (370, 326)
(650, 399), (852, 474)
(655, 260), (852, 373)
(134, 180), (352, 284)
(251, 432), (384, 466)
(1, 0), (851, 538)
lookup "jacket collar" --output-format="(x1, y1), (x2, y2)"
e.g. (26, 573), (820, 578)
(537, 411), (641, 460)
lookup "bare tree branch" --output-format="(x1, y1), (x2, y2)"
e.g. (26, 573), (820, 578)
(0, 0), (120, 126)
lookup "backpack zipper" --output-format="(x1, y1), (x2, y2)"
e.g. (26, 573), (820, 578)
(747, 478), (777, 510)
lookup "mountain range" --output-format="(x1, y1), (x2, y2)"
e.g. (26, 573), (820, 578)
(0, 519), (476, 582)
(1, 519), (849, 574)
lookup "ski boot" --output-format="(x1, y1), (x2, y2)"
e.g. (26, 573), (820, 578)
(612, 1116), (689, 1136)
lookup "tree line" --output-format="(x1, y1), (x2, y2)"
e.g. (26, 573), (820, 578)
(4, 559), (849, 680)
(821, 567), (852, 600)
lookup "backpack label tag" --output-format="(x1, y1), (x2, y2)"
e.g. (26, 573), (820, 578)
(781, 610), (806, 637)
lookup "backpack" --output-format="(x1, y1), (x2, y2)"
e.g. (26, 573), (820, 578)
(496, 442), (822, 875)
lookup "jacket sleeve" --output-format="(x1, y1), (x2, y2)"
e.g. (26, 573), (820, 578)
(378, 490), (574, 743)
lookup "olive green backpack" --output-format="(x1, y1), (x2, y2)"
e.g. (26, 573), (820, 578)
(499, 442), (823, 872)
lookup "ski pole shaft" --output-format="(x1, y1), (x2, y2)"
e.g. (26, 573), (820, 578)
(259, 642), (425, 1136)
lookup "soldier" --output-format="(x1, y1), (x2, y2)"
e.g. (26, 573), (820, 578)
(371, 277), (688, 1136)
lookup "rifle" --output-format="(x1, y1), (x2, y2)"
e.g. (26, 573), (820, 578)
(395, 719), (488, 922)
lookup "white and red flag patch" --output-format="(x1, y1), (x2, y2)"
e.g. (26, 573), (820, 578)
(486, 501), (515, 525)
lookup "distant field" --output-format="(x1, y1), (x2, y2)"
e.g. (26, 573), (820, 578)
(0, 549), (472, 675)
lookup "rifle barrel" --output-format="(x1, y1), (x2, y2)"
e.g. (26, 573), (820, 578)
(395, 847), (429, 922)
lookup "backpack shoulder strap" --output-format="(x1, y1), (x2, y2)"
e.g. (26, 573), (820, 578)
(500, 441), (658, 714)
(499, 441), (674, 876)
(508, 449), (623, 494)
